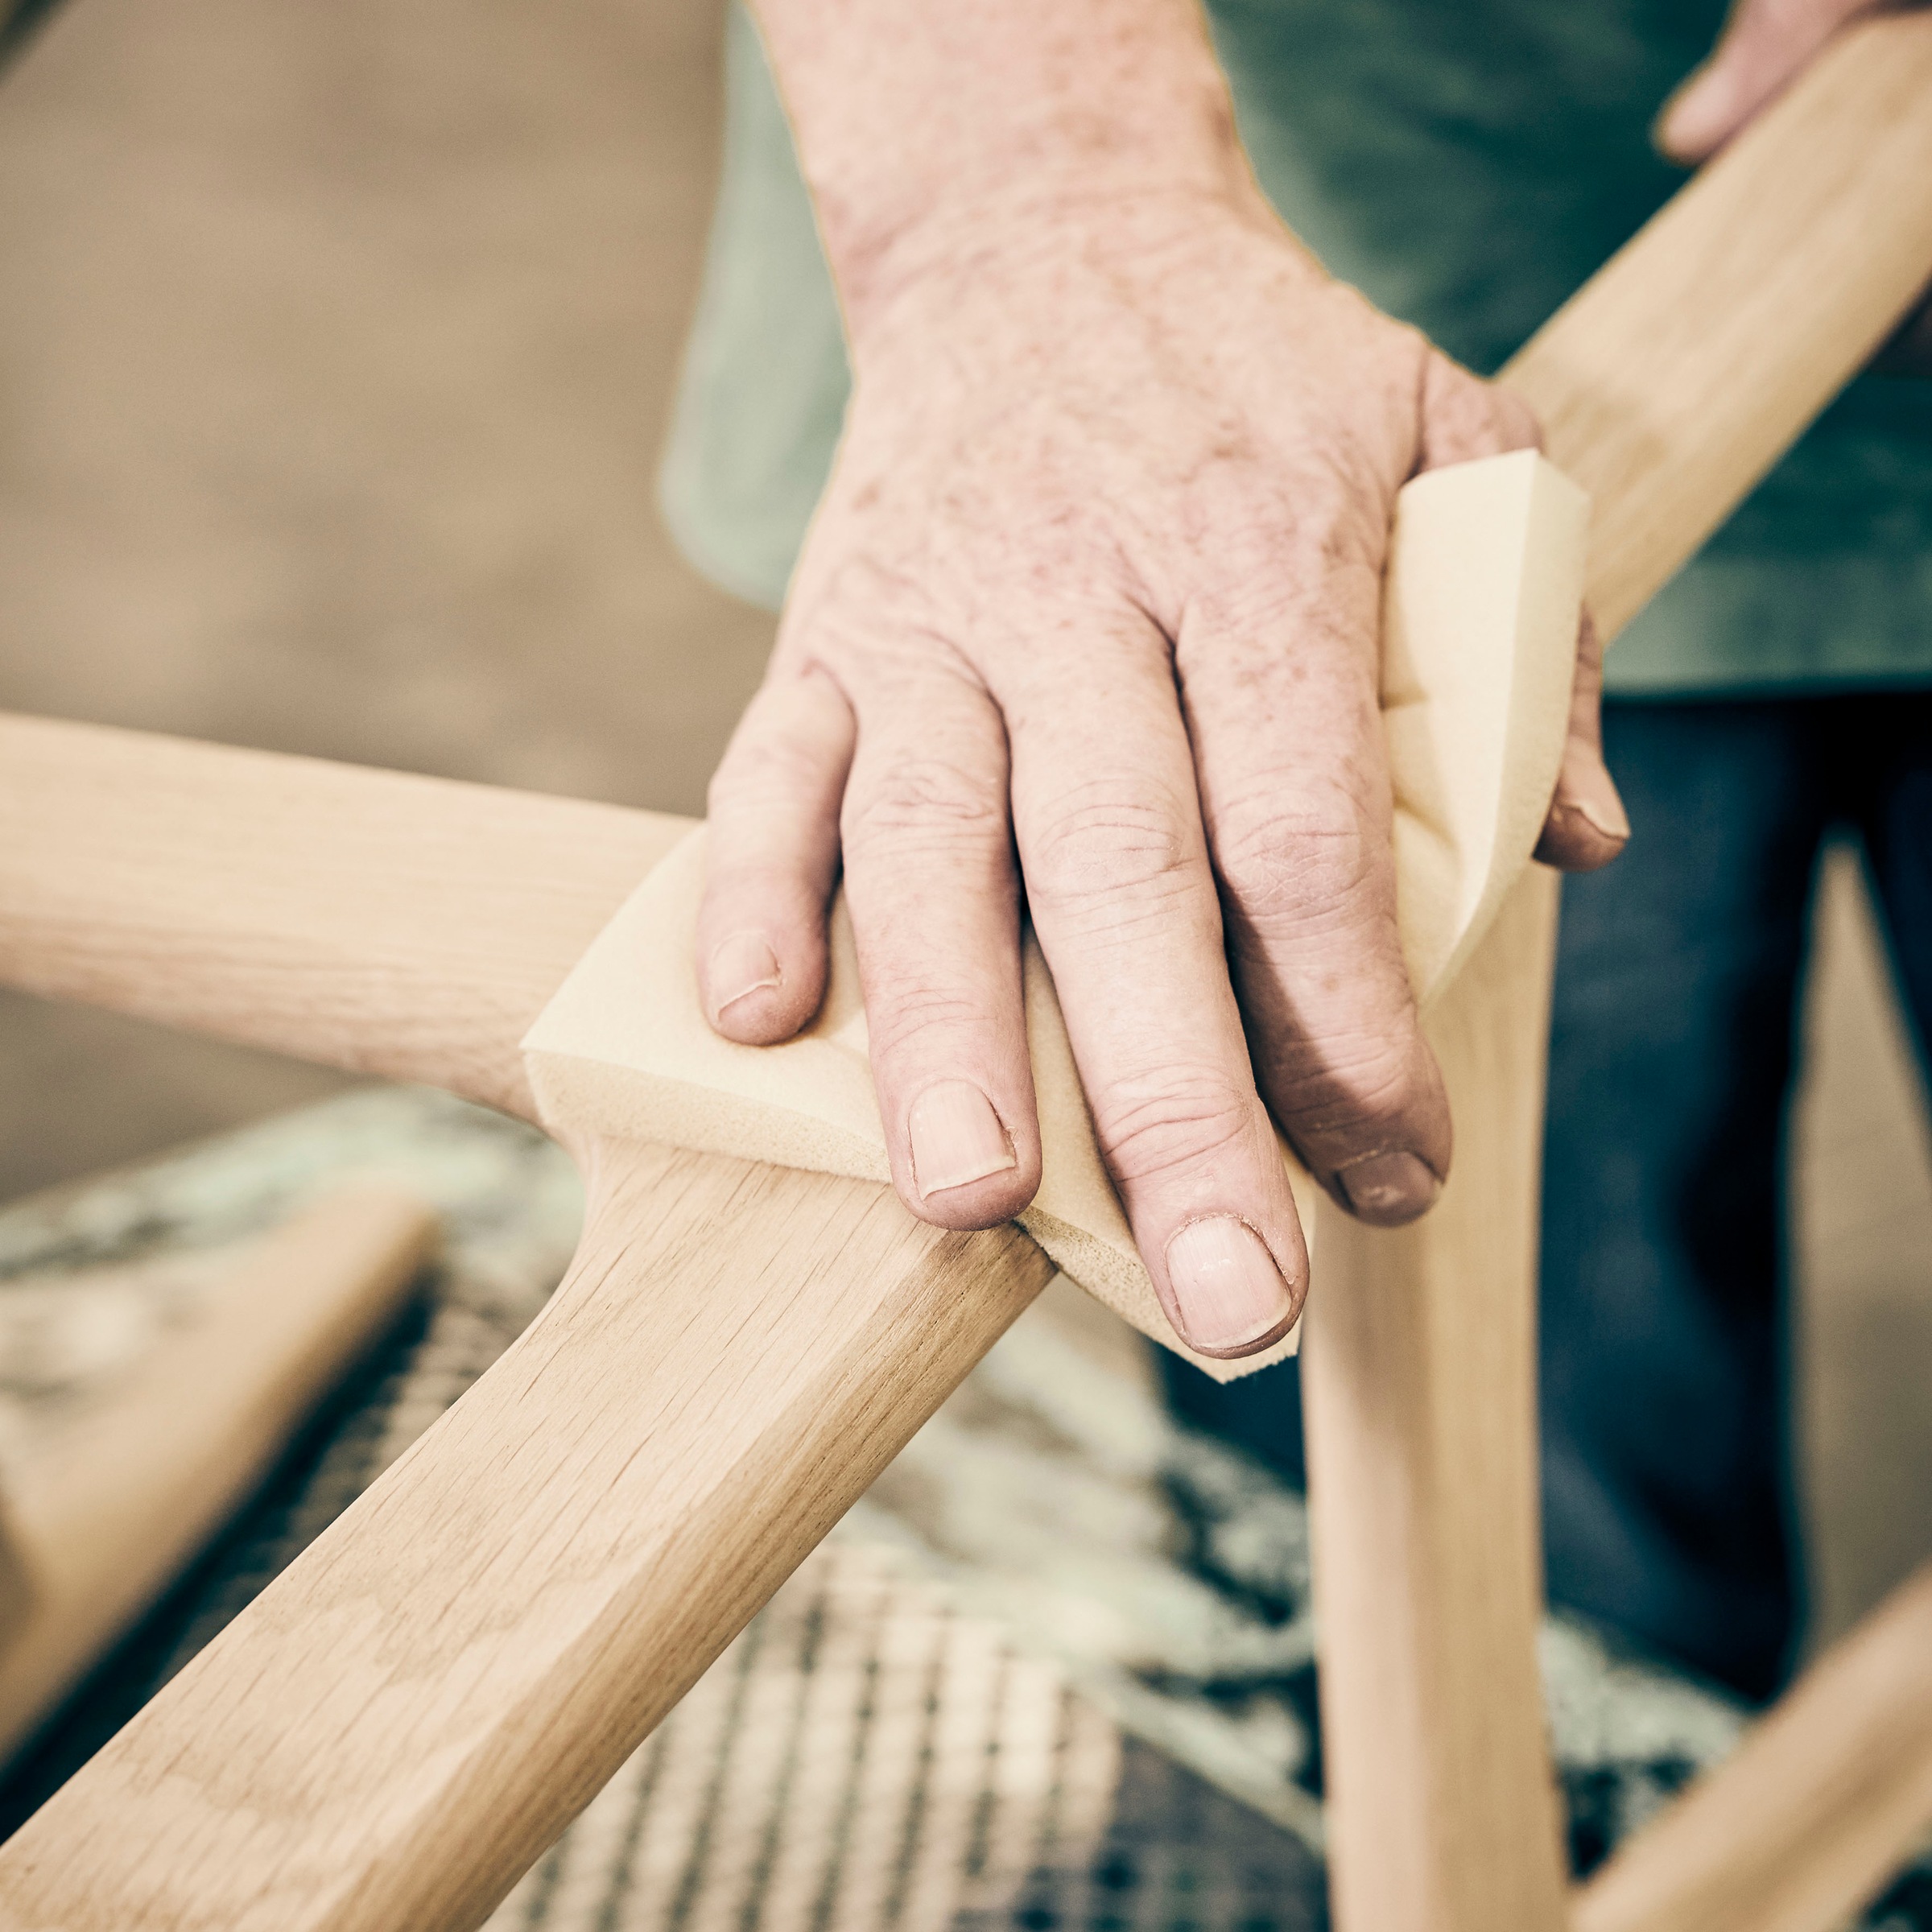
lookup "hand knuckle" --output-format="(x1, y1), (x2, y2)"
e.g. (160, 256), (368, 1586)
(844, 758), (1005, 855)
(1214, 779), (1379, 935)
(1092, 1071), (1257, 1187)
(861, 978), (993, 1060)
(709, 723), (832, 820)
(1270, 1032), (1427, 1144)
(1025, 783), (1199, 921)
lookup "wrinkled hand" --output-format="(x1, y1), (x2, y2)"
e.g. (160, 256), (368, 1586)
(1659, 0), (1932, 374)
(698, 200), (1625, 1357)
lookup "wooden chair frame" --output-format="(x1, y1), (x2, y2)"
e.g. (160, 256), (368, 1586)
(1, 22), (1930, 1929)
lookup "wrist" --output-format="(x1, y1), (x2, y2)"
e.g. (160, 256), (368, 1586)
(841, 179), (1298, 359)
(752, 0), (1269, 336)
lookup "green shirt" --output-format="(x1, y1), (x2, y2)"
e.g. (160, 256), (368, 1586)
(661, 1), (1932, 696)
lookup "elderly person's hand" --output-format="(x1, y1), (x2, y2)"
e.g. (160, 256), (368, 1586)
(1660, 0), (1932, 373)
(696, 0), (1624, 1360)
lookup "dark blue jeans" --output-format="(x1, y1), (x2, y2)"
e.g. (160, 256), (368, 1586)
(1163, 693), (1932, 1702)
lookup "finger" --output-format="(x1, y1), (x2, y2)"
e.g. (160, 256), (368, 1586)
(1175, 531), (1450, 1231)
(1170, 350), (1534, 1228)
(1655, 0), (1877, 163)
(698, 663), (854, 1043)
(1416, 346), (1541, 473)
(1005, 613), (1307, 1360)
(1534, 609), (1630, 870)
(840, 656), (1041, 1231)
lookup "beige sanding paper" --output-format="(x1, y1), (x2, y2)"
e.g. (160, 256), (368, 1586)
(523, 450), (1589, 1380)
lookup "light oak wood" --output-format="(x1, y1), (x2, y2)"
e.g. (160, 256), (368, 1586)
(0, 14), (1926, 1930)
(0, 1141), (1048, 1931)
(1303, 866), (1566, 1932)
(1501, 10), (1932, 639)
(0, 1185), (437, 1766)
(0, 715), (688, 1121)
(0, 724), (1057, 1927)
(1574, 1562), (1932, 1932)
(1305, 15), (1932, 1930)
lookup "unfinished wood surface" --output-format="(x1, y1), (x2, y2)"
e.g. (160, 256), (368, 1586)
(1574, 1562), (1932, 1932)
(1305, 17), (1932, 1930)
(0, 1185), (436, 1766)
(0, 1140), (1050, 1932)
(1501, 9), (1932, 638)
(1303, 866), (1566, 1932)
(0, 715), (688, 1121)
(0, 724), (1059, 1932)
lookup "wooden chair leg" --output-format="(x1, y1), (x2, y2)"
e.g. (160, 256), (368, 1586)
(1301, 27), (1932, 1926)
(1304, 867), (1567, 1932)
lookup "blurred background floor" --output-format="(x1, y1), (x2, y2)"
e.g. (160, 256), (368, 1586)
(0, 0), (1927, 1684)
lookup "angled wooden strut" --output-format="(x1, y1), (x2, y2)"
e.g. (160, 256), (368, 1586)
(0, 14), (1928, 1930)
(0, 722), (1055, 1930)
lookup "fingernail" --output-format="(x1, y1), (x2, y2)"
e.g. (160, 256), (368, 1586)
(1335, 1150), (1441, 1225)
(1566, 769), (1631, 843)
(1162, 1216), (1295, 1356)
(908, 1081), (1017, 1197)
(709, 931), (782, 1017)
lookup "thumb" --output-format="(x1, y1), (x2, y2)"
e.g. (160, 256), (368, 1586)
(1656, 0), (1878, 163)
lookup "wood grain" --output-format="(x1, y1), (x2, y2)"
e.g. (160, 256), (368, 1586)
(0, 714), (688, 1121)
(0, 1185), (437, 1766)
(1501, 10), (1932, 638)
(0, 1142), (1049, 1931)
(1574, 1562), (1932, 1932)
(1303, 868), (1566, 1932)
